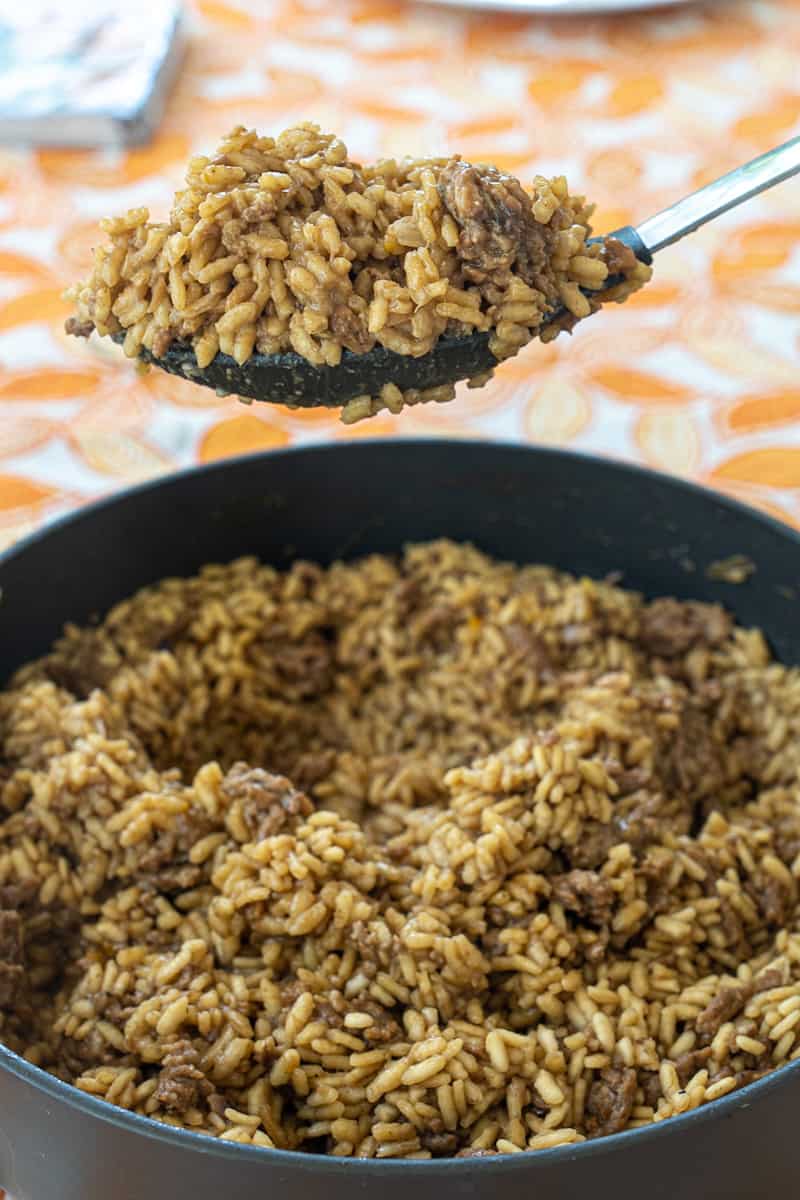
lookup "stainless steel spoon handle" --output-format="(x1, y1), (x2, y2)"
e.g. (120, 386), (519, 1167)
(636, 135), (800, 256)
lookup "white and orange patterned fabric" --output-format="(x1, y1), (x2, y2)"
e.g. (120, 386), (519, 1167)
(0, 0), (799, 554)
(0, 3), (799, 1196)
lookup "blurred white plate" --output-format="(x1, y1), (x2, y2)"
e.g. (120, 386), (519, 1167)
(426, 0), (691, 13)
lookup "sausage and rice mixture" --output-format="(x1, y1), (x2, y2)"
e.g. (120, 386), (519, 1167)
(65, 124), (651, 422)
(2, 541), (800, 1158)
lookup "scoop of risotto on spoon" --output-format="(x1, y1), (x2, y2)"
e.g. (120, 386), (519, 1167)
(65, 124), (799, 423)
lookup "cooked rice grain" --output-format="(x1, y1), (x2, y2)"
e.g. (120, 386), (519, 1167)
(65, 124), (651, 421)
(2, 541), (798, 1157)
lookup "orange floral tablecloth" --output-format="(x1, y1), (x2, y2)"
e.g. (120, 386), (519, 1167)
(1, 0), (800, 549)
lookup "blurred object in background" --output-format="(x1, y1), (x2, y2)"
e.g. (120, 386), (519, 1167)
(0, 0), (183, 148)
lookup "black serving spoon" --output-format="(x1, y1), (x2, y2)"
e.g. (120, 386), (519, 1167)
(120, 135), (800, 409)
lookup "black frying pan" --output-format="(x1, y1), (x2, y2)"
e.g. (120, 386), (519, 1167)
(2, 439), (800, 1200)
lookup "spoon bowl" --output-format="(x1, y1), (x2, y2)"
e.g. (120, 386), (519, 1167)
(115, 329), (497, 408)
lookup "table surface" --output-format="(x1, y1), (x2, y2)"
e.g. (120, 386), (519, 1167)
(0, 0), (799, 557)
(0, 1), (799, 1185)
